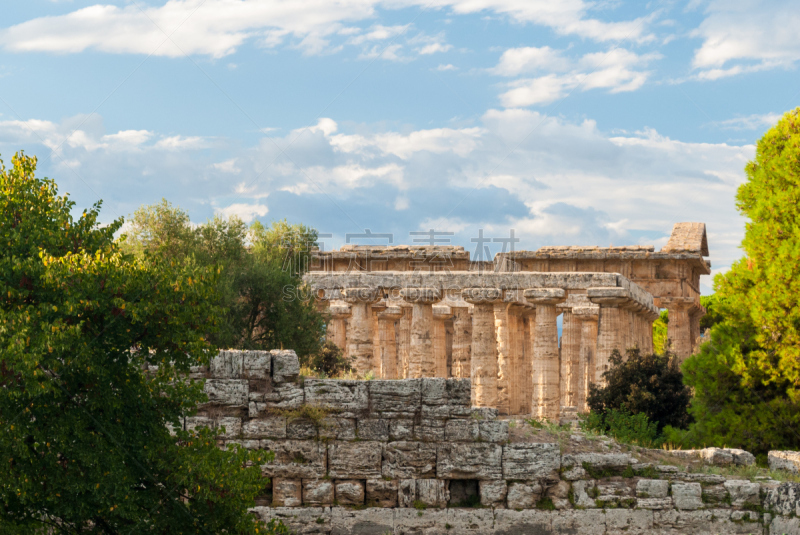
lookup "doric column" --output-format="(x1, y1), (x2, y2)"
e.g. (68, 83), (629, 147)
(587, 287), (629, 385)
(509, 306), (525, 415)
(377, 306), (404, 379)
(572, 306), (599, 412)
(398, 306), (412, 378)
(662, 297), (694, 360)
(524, 288), (567, 421)
(621, 301), (639, 355)
(462, 288), (503, 408)
(494, 302), (512, 415)
(399, 288), (441, 378)
(327, 304), (351, 354)
(451, 306), (472, 379)
(521, 308), (535, 415)
(559, 309), (582, 409)
(341, 288), (381, 375)
(433, 305), (451, 378)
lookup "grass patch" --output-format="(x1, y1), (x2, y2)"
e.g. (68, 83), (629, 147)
(536, 497), (556, 510)
(272, 404), (332, 428)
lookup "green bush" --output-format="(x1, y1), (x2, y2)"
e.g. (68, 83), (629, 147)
(307, 340), (354, 377)
(582, 407), (662, 447)
(587, 348), (692, 433)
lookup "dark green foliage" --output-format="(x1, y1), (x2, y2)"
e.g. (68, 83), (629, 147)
(308, 340), (354, 377)
(582, 408), (662, 448)
(674, 108), (800, 456)
(587, 348), (692, 433)
(0, 154), (280, 533)
(122, 200), (326, 363)
(699, 294), (724, 331)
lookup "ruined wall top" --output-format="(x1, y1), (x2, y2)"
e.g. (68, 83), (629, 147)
(661, 222), (709, 256)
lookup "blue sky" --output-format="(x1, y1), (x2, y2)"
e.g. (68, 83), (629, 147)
(1, 0), (798, 292)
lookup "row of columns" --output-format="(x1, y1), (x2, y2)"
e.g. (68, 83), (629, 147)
(324, 286), (657, 420)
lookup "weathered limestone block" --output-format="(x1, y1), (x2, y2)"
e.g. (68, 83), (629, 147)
(637, 479), (669, 499)
(668, 447), (756, 467)
(444, 508), (494, 533)
(561, 466), (587, 481)
(261, 382), (304, 410)
(671, 482), (703, 510)
(572, 480), (598, 508)
(444, 420), (479, 442)
(479, 480), (508, 508)
(286, 418), (318, 440)
(242, 417), (286, 439)
(394, 507), (448, 533)
(770, 516), (800, 535)
(769, 450), (800, 473)
(414, 419), (446, 442)
(388, 419), (414, 441)
(416, 479), (449, 508)
(271, 349), (300, 383)
(224, 439), (261, 450)
(185, 416), (215, 433)
(328, 441), (382, 479)
(637, 497), (673, 509)
(216, 417), (242, 438)
(210, 350), (244, 379)
(366, 479), (398, 507)
(273, 478), (302, 507)
(654, 509), (758, 534)
(203, 379), (248, 406)
(503, 443), (561, 480)
(765, 482), (800, 516)
(679, 472), (727, 484)
(330, 507), (393, 535)
(398, 479), (416, 508)
(561, 452), (635, 470)
(356, 418), (389, 441)
(303, 379), (368, 417)
(261, 440), (327, 479)
(302, 479), (334, 506)
(318, 417), (356, 440)
(551, 510), (607, 535)
(471, 407), (499, 421)
(437, 443), (502, 480)
(243, 350), (272, 379)
(546, 480), (572, 510)
(368, 379), (421, 417)
(494, 509), (553, 534)
(250, 506), (330, 535)
(507, 481), (543, 509)
(478, 420), (509, 443)
(382, 441), (437, 479)
(603, 509), (654, 533)
(334, 480), (365, 505)
(701, 484), (728, 504)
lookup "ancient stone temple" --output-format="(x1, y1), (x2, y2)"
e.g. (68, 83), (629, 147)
(304, 223), (710, 418)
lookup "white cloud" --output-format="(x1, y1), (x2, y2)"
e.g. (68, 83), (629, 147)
(154, 135), (209, 150)
(0, 109), (752, 277)
(215, 202), (268, 222)
(0, 0), (655, 59)
(212, 158), (241, 173)
(497, 47), (658, 106)
(692, 0), (800, 78)
(713, 113), (782, 131)
(347, 24), (410, 46)
(435, 63), (457, 71)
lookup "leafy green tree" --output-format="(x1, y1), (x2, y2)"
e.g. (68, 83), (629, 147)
(652, 310), (669, 354)
(122, 201), (325, 363)
(0, 154), (271, 533)
(674, 108), (800, 456)
(587, 348), (692, 433)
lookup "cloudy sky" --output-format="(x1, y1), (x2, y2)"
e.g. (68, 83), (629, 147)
(1, 1), (798, 292)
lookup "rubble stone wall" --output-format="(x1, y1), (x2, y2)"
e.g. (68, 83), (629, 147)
(189, 350), (800, 534)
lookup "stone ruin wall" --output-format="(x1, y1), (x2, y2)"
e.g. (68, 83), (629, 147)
(192, 349), (800, 535)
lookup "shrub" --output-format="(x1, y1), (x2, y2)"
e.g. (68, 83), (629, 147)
(582, 407), (662, 447)
(587, 348), (691, 433)
(307, 340), (354, 377)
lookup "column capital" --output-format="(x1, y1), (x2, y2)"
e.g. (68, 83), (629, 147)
(523, 288), (566, 306)
(329, 304), (352, 318)
(378, 306), (404, 320)
(659, 296), (697, 310)
(433, 305), (452, 319)
(571, 306), (599, 321)
(399, 287), (441, 304)
(462, 287), (502, 304)
(587, 287), (629, 307)
(342, 287), (381, 303)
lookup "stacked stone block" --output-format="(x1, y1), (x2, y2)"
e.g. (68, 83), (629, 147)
(189, 349), (800, 534)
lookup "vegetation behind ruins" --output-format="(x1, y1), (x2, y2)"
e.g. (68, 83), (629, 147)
(0, 154), (278, 532)
(664, 108), (800, 458)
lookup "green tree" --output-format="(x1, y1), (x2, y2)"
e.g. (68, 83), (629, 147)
(652, 310), (669, 354)
(0, 154), (271, 533)
(587, 348), (692, 434)
(673, 108), (800, 456)
(122, 201), (325, 363)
